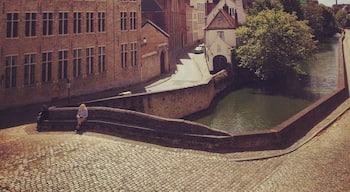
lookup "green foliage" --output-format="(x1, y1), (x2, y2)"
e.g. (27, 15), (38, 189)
(336, 9), (350, 28)
(336, 9), (348, 28)
(280, 0), (304, 20)
(319, 5), (338, 38)
(303, 4), (338, 40)
(248, 0), (283, 15)
(236, 10), (316, 81)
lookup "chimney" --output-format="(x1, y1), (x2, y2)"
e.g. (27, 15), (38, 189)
(223, 2), (229, 13)
(235, 9), (238, 27)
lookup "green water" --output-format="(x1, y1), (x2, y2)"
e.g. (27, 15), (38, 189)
(193, 37), (339, 133)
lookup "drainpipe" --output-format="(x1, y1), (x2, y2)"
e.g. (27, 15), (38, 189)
(235, 9), (238, 27)
(113, 0), (116, 81)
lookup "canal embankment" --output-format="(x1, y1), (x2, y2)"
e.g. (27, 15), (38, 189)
(39, 31), (350, 152)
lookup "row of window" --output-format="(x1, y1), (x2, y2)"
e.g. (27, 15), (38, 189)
(6, 11), (138, 38)
(6, 12), (105, 38)
(120, 12), (137, 31)
(121, 43), (138, 69)
(4, 47), (106, 88)
(3, 42), (139, 89)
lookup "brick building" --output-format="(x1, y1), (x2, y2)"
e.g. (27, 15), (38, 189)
(0, 0), (168, 109)
(151, 0), (187, 70)
(140, 20), (169, 82)
(155, 0), (187, 51)
(186, 0), (206, 46)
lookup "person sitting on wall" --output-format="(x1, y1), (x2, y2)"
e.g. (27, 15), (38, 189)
(37, 104), (49, 126)
(75, 104), (88, 133)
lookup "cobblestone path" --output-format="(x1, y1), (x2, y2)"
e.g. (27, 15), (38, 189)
(1, 108), (349, 191)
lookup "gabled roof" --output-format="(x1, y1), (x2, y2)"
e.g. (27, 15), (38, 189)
(141, 0), (163, 12)
(205, 9), (237, 30)
(142, 20), (169, 38)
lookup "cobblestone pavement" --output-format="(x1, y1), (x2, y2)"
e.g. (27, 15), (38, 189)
(1, 106), (349, 191)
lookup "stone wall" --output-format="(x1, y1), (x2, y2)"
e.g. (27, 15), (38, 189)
(41, 106), (229, 136)
(84, 70), (231, 119)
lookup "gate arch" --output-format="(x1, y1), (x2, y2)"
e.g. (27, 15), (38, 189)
(212, 55), (228, 74)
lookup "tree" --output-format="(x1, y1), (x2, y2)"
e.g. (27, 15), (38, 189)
(248, 0), (283, 15)
(280, 0), (304, 20)
(336, 9), (350, 29)
(319, 5), (338, 38)
(303, 4), (338, 40)
(236, 10), (316, 81)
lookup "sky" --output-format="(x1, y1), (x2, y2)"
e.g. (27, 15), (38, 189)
(317, 0), (350, 7)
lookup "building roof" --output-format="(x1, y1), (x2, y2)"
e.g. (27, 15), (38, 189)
(206, 2), (217, 15)
(332, 4), (350, 14)
(142, 20), (170, 38)
(205, 9), (237, 30)
(141, 0), (163, 12)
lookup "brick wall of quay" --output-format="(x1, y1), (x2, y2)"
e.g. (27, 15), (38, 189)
(83, 70), (230, 119)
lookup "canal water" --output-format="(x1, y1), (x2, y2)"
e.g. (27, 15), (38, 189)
(192, 36), (339, 134)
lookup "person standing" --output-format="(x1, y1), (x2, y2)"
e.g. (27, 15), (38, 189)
(75, 104), (88, 133)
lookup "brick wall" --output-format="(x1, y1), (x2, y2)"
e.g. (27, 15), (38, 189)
(141, 21), (169, 80)
(84, 70), (230, 119)
(0, 0), (168, 110)
(85, 79), (218, 119)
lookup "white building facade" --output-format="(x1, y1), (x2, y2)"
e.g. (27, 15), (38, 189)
(205, 7), (238, 74)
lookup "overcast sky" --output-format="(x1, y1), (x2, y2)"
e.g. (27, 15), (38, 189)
(317, 0), (350, 7)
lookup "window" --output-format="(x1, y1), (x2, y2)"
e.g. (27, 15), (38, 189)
(86, 48), (94, 75)
(25, 13), (36, 37)
(24, 54), (36, 86)
(217, 31), (224, 40)
(121, 44), (127, 68)
(98, 12), (105, 32)
(43, 12), (53, 36)
(73, 49), (82, 78)
(58, 50), (68, 80)
(130, 12), (136, 30)
(42, 52), (52, 82)
(59, 12), (68, 35)
(120, 12), (127, 31)
(74, 12), (82, 34)
(6, 13), (18, 38)
(4, 56), (17, 88)
(98, 46), (106, 73)
(86, 12), (94, 33)
(131, 42), (137, 66)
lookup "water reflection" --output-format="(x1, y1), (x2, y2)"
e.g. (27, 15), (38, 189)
(190, 37), (339, 133)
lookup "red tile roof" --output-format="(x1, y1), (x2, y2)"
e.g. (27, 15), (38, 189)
(206, 9), (237, 30)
